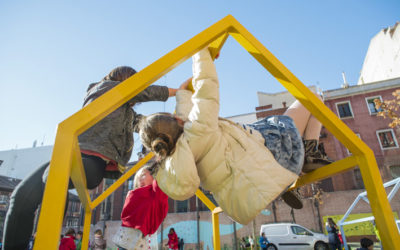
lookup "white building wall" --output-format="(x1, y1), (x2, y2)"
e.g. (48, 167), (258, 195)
(358, 22), (400, 85)
(0, 146), (53, 179)
(257, 86), (318, 108)
(226, 112), (258, 124)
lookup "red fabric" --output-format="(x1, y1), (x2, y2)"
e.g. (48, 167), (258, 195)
(59, 235), (76, 250)
(168, 232), (179, 249)
(81, 150), (118, 171)
(121, 179), (169, 236)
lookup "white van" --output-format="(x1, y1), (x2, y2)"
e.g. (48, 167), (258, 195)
(260, 223), (329, 250)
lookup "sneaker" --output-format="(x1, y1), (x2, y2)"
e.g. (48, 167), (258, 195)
(303, 140), (333, 173)
(281, 190), (303, 209)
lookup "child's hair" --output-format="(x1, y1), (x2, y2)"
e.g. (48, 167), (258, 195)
(65, 228), (75, 236)
(139, 113), (183, 159)
(327, 217), (337, 227)
(360, 237), (373, 248)
(102, 66), (136, 82)
(133, 162), (157, 189)
(94, 229), (103, 236)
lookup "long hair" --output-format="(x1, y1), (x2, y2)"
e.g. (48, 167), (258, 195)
(327, 218), (337, 228)
(139, 113), (184, 160)
(102, 66), (137, 82)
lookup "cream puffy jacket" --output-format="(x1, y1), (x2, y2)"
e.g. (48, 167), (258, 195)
(155, 48), (298, 225)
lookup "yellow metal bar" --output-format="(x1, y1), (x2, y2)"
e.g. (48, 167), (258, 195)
(289, 156), (358, 190)
(227, 16), (368, 156)
(70, 141), (92, 210)
(81, 207), (92, 250)
(59, 18), (234, 138)
(209, 32), (229, 60)
(358, 153), (399, 249)
(92, 153), (154, 208)
(34, 14), (400, 249)
(212, 211), (221, 250)
(34, 128), (76, 250)
(195, 189), (217, 211)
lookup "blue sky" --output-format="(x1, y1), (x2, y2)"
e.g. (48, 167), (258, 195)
(0, 1), (399, 152)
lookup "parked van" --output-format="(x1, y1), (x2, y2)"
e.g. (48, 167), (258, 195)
(260, 223), (329, 250)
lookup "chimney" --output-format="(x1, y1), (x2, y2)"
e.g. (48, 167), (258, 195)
(282, 101), (287, 108)
(341, 72), (349, 88)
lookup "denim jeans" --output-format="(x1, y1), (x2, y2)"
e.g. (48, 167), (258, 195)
(2, 154), (106, 250)
(248, 115), (304, 175)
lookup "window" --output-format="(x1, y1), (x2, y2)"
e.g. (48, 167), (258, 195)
(365, 96), (382, 115)
(336, 101), (353, 119)
(376, 129), (399, 150)
(291, 226), (313, 236)
(176, 200), (188, 213)
(389, 165), (400, 178)
(353, 168), (364, 189)
(320, 178), (334, 192)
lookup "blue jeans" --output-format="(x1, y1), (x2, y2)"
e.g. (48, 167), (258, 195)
(248, 115), (304, 175)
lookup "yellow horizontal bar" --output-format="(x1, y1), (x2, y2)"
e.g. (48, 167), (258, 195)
(91, 152), (154, 209)
(289, 156), (358, 190)
(195, 189), (217, 211)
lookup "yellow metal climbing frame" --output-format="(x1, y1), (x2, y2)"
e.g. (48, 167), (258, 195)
(33, 15), (400, 249)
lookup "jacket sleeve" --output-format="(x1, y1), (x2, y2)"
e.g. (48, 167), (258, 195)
(175, 90), (193, 121)
(155, 136), (200, 200)
(128, 85), (169, 104)
(186, 48), (219, 135)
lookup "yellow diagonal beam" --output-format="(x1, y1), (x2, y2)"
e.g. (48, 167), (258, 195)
(195, 189), (217, 211)
(227, 16), (367, 156)
(289, 156), (358, 190)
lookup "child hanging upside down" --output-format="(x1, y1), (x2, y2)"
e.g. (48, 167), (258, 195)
(113, 163), (168, 250)
(138, 47), (332, 225)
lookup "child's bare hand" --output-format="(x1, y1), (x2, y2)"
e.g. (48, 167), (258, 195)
(180, 77), (192, 90)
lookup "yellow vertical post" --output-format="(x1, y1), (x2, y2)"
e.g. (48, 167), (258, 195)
(212, 211), (221, 250)
(33, 130), (75, 250)
(358, 154), (400, 249)
(81, 207), (92, 250)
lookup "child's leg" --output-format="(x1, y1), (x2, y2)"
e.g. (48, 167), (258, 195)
(283, 100), (312, 137)
(303, 94), (323, 140)
(285, 93), (332, 173)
